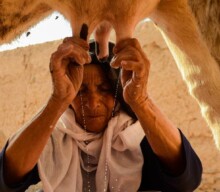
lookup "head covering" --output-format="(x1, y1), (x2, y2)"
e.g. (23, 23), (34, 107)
(88, 40), (137, 120)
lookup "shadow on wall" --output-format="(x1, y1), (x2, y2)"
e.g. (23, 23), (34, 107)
(0, 130), (6, 149)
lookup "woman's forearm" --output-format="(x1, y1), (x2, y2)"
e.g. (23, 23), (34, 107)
(130, 97), (185, 174)
(4, 98), (68, 185)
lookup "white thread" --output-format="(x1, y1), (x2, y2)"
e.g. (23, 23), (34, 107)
(79, 91), (91, 192)
(111, 69), (121, 117)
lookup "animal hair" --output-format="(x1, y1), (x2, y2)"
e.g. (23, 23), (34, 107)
(1, 0), (220, 148)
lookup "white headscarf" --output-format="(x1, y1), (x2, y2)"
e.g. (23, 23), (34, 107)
(38, 108), (145, 192)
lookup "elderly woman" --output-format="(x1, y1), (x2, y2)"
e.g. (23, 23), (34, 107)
(0, 37), (202, 192)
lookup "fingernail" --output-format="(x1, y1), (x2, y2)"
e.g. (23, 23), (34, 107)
(111, 56), (116, 62)
(121, 61), (127, 65)
(80, 58), (85, 65)
(110, 61), (118, 69)
(110, 62), (119, 69)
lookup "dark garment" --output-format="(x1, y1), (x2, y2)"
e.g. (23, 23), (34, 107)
(0, 130), (202, 192)
(138, 131), (202, 192)
(0, 142), (40, 192)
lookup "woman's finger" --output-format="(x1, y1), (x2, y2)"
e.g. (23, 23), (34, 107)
(67, 63), (84, 87)
(121, 59), (149, 78)
(110, 46), (139, 68)
(63, 36), (89, 50)
(114, 38), (142, 54)
(120, 67), (132, 87)
(50, 44), (90, 75)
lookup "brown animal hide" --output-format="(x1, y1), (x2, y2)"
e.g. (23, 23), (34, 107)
(188, 0), (220, 69)
(0, 0), (220, 148)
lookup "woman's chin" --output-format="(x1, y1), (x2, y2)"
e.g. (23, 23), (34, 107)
(85, 118), (107, 133)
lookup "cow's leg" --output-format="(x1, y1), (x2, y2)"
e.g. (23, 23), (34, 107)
(150, 0), (220, 148)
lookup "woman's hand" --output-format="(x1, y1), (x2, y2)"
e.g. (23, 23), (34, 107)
(110, 38), (150, 107)
(49, 37), (91, 107)
(111, 39), (185, 175)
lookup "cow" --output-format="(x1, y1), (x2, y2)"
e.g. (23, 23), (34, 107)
(0, 0), (220, 148)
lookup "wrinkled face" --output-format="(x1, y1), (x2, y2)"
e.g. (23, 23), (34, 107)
(71, 64), (115, 133)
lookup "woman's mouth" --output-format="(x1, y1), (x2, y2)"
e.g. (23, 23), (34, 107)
(86, 114), (105, 119)
(87, 115), (103, 118)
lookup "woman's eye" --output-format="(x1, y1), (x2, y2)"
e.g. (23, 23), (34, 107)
(77, 87), (87, 96)
(80, 89), (87, 95)
(100, 86), (112, 92)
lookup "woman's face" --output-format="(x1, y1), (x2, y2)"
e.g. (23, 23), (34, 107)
(70, 64), (115, 133)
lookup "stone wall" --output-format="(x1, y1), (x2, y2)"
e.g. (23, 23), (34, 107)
(0, 21), (219, 191)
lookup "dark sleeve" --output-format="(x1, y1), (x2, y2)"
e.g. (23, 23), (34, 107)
(138, 129), (202, 192)
(0, 141), (40, 192)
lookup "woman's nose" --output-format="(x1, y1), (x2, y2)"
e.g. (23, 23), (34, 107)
(85, 92), (101, 109)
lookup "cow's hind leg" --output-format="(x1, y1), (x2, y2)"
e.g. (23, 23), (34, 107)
(150, 0), (220, 148)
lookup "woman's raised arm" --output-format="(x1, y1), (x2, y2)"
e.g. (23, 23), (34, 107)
(3, 37), (90, 185)
(111, 38), (184, 174)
